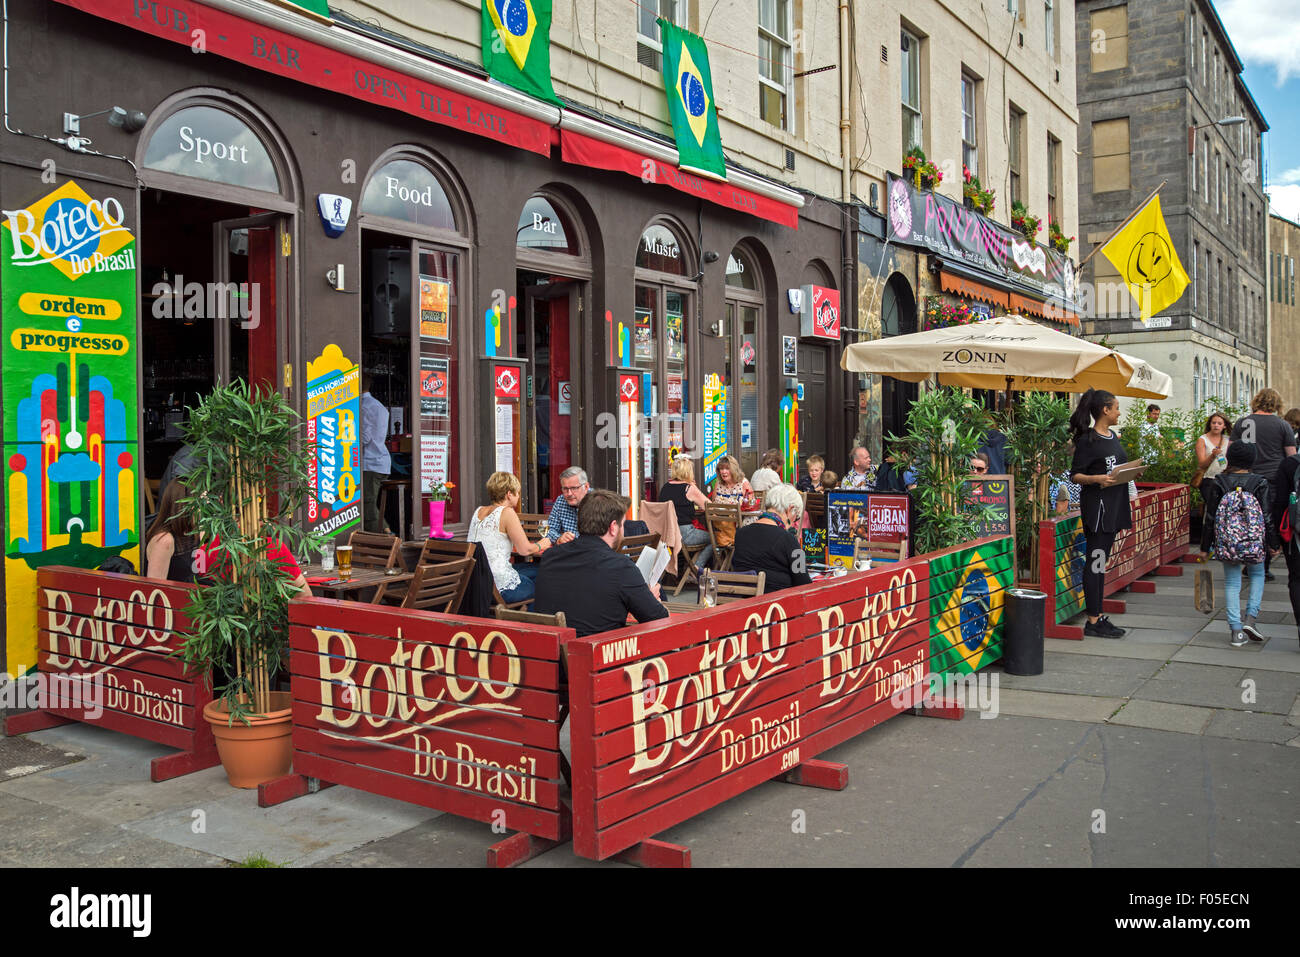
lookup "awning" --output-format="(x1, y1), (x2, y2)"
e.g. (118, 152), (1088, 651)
(560, 125), (799, 229)
(54, 0), (804, 228)
(1010, 292), (1079, 326)
(939, 270), (1009, 307)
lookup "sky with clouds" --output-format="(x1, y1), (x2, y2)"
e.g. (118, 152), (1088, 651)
(1217, 0), (1300, 222)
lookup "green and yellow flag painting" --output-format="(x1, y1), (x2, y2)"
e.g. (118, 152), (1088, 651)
(1100, 194), (1190, 322)
(928, 538), (1013, 675)
(481, 0), (561, 106)
(657, 19), (726, 180)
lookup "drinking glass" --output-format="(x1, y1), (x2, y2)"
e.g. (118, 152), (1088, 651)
(538, 519), (549, 540)
(701, 572), (718, 608)
(320, 544), (334, 573)
(335, 544), (353, 581)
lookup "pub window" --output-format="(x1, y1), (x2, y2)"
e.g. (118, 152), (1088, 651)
(759, 0), (794, 130)
(637, 0), (684, 71)
(142, 105), (280, 193)
(516, 195), (578, 255)
(361, 158), (456, 231)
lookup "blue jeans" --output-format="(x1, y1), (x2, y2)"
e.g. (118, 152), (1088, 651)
(680, 524), (714, 571)
(1222, 561), (1265, 630)
(500, 562), (537, 605)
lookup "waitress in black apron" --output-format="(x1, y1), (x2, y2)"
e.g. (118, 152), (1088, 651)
(1069, 388), (1135, 639)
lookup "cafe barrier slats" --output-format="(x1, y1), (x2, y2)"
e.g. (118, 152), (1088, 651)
(568, 536), (1012, 860)
(1037, 485), (1191, 639)
(8, 567), (219, 781)
(282, 598), (571, 843)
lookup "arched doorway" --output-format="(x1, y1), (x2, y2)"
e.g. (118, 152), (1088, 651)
(797, 260), (836, 471)
(724, 244), (765, 477)
(634, 220), (697, 493)
(359, 149), (472, 534)
(880, 273), (918, 446)
(136, 92), (297, 493)
(515, 190), (593, 510)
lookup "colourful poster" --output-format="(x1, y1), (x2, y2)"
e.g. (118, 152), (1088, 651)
(702, 373), (727, 486)
(419, 275), (450, 340)
(666, 313), (684, 361)
(419, 355), (449, 416)
(305, 344), (362, 539)
(826, 489), (870, 569)
(634, 308), (653, 361)
(2, 181), (140, 675)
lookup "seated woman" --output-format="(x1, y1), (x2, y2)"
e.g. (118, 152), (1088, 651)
(145, 480), (200, 583)
(659, 455), (714, 573)
(468, 471), (551, 604)
(710, 455), (753, 549)
(732, 483), (813, 592)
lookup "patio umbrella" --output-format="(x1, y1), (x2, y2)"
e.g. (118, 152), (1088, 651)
(1113, 352), (1174, 400)
(840, 314), (1168, 398)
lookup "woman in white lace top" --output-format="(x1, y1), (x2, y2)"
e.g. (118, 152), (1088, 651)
(468, 471), (551, 604)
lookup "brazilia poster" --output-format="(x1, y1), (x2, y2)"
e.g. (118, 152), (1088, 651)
(305, 344), (362, 540)
(2, 180), (141, 675)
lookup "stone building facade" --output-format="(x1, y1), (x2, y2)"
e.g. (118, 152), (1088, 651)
(1268, 214), (1300, 409)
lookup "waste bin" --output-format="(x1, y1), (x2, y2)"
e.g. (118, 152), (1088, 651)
(1003, 588), (1046, 676)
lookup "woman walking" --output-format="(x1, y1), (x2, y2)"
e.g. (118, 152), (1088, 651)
(1069, 388), (1137, 638)
(1194, 413), (1231, 488)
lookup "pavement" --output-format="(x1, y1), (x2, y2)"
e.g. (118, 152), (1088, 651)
(2, 554), (1298, 868)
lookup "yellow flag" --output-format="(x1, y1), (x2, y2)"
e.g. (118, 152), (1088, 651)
(1100, 194), (1189, 321)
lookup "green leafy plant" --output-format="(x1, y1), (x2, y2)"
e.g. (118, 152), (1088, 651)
(886, 386), (998, 555)
(237, 853), (287, 868)
(1001, 393), (1073, 580)
(1010, 200), (1041, 242)
(903, 145), (942, 189)
(1047, 219), (1074, 254)
(1118, 396), (1247, 507)
(179, 380), (317, 722)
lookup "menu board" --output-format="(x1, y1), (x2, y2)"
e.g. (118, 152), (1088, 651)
(964, 474), (1015, 542)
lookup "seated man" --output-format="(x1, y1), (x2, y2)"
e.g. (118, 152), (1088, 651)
(840, 446), (877, 490)
(534, 489), (669, 637)
(546, 466), (589, 544)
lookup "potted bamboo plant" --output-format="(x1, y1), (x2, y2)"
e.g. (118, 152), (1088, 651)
(1001, 392), (1072, 582)
(180, 379), (316, 788)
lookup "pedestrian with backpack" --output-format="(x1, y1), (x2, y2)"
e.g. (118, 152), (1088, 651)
(1275, 450), (1300, 645)
(1201, 443), (1274, 647)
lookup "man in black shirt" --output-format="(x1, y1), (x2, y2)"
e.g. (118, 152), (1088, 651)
(534, 489), (669, 637)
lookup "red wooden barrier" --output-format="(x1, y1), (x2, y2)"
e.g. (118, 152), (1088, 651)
(5, 566), (219, 781)
(1037, 484), (1189, 639)
(264, 597), (573, 867)
(567, 536), (1012, 863)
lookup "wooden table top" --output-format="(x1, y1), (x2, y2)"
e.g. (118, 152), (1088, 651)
(302, 563), (412, 598)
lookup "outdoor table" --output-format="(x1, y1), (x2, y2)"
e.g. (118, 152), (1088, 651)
(302, 562), (412, 600)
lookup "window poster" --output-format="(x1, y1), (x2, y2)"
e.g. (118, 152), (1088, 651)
(419, 275), (450, 340)
(305, 344), (362, 540)
(419, 355), (449, 417)
(667, 371), (683, 415)
(634, 308), (654, 361)
(666, 313), (684, 361)
(420, 434), (449, 493)
(782, 336), (798, 376)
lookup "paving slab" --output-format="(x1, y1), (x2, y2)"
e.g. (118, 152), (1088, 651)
(1108, 699), (1215, 734)
(1045, 638), (1183, 661)
(1174, 645), (1300, 673)
(1203, 710), (1300, 744)
(1132, 661), (1299, 714)
(995, 689), (1125, 724)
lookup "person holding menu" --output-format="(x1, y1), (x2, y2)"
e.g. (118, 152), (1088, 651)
(1069, 388), (1140, 639)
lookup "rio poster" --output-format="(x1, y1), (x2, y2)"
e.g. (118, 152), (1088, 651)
(2, 181), (140, 675)
(305, 345), (362, 540)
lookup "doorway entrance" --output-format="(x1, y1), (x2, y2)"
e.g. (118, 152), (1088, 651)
(516, 270), (581, 512)
(797, 342), (829, 465)
(139, 189), (285, 489)
(880, 274), (919, 444)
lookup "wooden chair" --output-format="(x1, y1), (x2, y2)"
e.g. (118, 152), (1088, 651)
(703, 503), (741, 572)
(803, 491), (827, 529)
(493, 606), (566, 628)
(516, 513), (550, 542)
(616, 532), (662, 561)
(852, 537), (909, 565)
(494, 583), (532, 612)
(670, 535), (712, 597)
(380, 558), (473, 613)
(416, 537), (475, 564)
(702, 570), (766, 604)
(347, 530), (400, 569)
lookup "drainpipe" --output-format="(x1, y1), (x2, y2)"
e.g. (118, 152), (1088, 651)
(839, 0), (852, 204)
(839, 0), (860, 448)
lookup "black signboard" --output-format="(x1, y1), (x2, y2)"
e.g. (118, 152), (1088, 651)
(964, 474), (1016, 548)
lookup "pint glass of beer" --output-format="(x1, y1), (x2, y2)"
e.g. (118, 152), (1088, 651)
(335, 544), (353, 581)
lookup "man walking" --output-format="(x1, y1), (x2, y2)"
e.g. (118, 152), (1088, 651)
(546, 466), (589, 544)
(360, 373), (391, 533)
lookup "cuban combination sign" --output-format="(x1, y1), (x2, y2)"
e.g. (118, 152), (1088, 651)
(305, 345), (362, 539)
(2, 181), (140, 676)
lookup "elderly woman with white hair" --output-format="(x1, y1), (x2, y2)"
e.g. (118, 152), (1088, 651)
(730, 483), (812, 591)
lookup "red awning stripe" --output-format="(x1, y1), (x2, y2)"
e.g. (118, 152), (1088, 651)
(939, 271), (1009, 307)
(53, 0), (553, 156)
(560, 129), (800, 230)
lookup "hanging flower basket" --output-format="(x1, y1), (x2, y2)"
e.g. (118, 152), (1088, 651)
(904, 146), (943, 191)
(1010, 200), (1041, 242)
(1048, 219), (1074, 254)
(925, 297), (978, 330)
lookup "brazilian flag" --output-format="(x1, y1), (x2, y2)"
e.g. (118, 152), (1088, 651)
(928, 539), (1013, 675)
(481, 0), (561, 106)
(1053, 517), (1086, 624)
(657, 20), (726, 180)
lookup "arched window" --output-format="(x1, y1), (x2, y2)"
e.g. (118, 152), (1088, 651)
(633, 220), (696, 487)
(143, 104), (281, 194)
(516, 195), (578, 254)
(1193, 357), (1200, 408)
(361, 157), (457, 231)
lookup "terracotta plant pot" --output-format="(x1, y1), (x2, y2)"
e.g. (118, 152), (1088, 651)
(202, 690), (293, 788)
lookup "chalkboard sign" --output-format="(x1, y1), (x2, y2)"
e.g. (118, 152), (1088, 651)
(963, 474), (1015, 554)
(802, 527), (827, 567)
